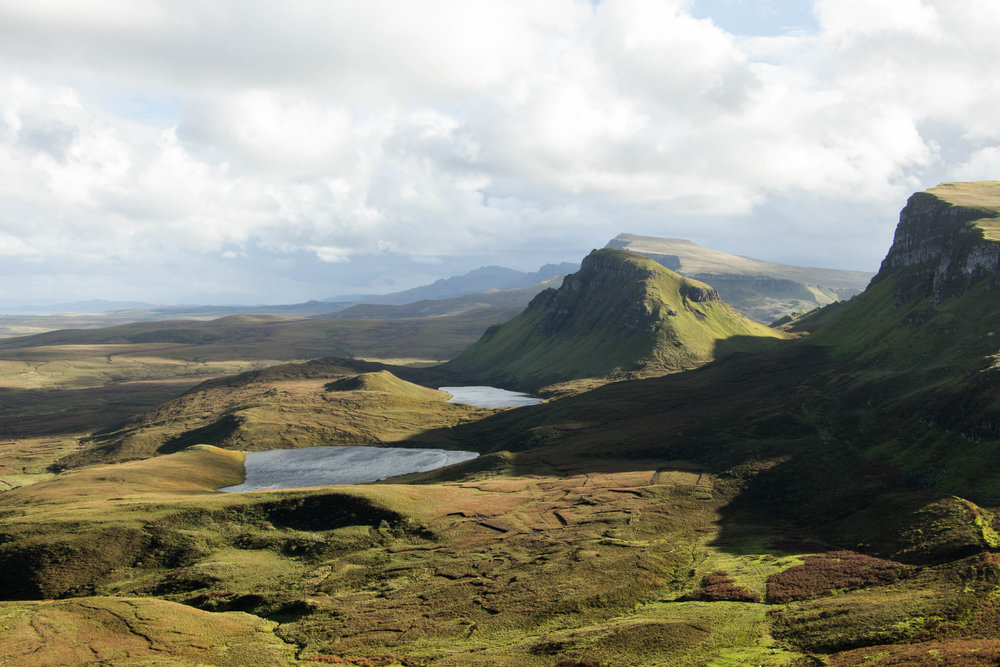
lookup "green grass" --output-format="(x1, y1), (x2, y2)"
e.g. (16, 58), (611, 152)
(6, 182), (1000, 664)
(0, 596), (299, 666)
(927, 181), (1000, 240)
(447, 249), (785, 390)
(57, 362), (492, 468)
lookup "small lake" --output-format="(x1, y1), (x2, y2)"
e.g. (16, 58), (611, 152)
(439, 385), (543, 409)
(219, 446), (479, 492)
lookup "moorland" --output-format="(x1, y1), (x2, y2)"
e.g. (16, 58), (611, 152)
(2, 182), (1000, 665)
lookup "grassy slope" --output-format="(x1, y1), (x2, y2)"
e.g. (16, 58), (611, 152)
(0, 596), (299, 666)
(0, 444), (802, 666)
(6, 184), (1000, 664)
(0, 308), (512, 489)
(447, 249), (785, 390)
(56, 360), (491, 468)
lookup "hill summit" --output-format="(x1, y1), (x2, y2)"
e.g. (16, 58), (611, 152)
(446, 248), (784, 389)
(607, 233), (873, 322)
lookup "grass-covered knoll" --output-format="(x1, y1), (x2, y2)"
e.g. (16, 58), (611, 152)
(325, 369), (449, 401)
(0, 596), (299, 666)
(54, 359), (489, 468)
(447, 248), (785, 390)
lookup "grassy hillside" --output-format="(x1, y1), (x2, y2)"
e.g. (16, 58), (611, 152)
(0, 442), (803, 665)
(0, 308), (514, 489)
(447, 248), (785, 390)
(55, 360), (490, 468)
(6, 183), (1000, 664)
(608, 233), (873, 322)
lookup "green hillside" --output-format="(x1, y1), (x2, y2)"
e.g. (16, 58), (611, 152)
(446, 248), (785, 390)
(55, 360), (489, 468)
(448, 182), (1000, 551)
(607, 233), (874, 323)
(7, 183), (1000, 665)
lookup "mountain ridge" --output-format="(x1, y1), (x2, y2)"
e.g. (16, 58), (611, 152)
(607, 233), (873, 322)
(446, 248), (785, 390)
(324, 262), (579, 306)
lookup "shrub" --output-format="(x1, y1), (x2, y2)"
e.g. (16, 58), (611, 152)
(680, 570), (762, 603)
(767, 551), (913, 603)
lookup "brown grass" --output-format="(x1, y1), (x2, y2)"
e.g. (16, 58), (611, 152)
(0, 596), (298, 666)
(679, 570), (762, 603)
(831, 639), (1000, 666)
(767, 551), (913, 603)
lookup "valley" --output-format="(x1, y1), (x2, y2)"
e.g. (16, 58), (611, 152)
(2, 182), (1000, 665)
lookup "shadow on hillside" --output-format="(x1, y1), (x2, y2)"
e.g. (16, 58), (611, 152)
(400, 335), (911, 559)
(0, 382), (201, 439)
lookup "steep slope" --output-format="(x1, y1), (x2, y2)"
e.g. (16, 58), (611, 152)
(452, 182), (1000, 552)
(608, 233), (873, 322)
(446, 248), (785, 390)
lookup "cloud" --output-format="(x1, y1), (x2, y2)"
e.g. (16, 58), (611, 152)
(0, 0), (996, 304)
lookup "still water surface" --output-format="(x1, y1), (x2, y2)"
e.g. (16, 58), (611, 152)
(220, 446), (479, 492)
(220, 386), (537, 492)
(439, 385), (543, 409)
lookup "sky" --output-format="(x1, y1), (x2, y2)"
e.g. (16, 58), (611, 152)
(1, 0), (999, 307)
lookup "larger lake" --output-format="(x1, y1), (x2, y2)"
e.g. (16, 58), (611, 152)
(219, 446), (479, 492)
(439, 385), (543, 409)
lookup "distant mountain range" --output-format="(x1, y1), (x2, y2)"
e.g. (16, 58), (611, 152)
(2, 241), (870, 332)
(323, 263), (579, 306)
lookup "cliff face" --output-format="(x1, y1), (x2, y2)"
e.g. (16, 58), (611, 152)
(874, 186), (1000, 305)
(607, 233), (873, 323)
(446, 248), (783, 390)
(526, 250), (718, 338)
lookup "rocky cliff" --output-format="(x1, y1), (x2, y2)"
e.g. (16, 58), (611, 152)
(607, 233), (873, 323)
(873, 182), (1000, 305)
(446, 248), (783, 390)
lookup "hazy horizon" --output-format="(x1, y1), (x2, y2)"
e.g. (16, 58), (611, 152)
(2, 0), (997, 305)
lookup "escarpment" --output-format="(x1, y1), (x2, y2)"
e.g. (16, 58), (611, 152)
(446, 248), (783, 390)
(875, 182), (1000, 305)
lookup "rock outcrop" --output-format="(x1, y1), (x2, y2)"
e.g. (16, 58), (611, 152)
(446, 248), (784, 390)
(873, 183), (1000, 305)
(607, 233), (873, 323)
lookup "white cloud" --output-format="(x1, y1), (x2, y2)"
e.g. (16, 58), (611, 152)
(0, 0), (996, 303)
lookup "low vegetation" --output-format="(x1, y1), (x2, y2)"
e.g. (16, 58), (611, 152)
(3, 183), (1000, 663)
(766, 551), (913, 603)
(447, 248), (786, 390)
(679, 570), (762, 603)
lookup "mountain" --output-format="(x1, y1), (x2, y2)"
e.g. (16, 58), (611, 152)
(606, 233), (873, 323)
(327, 279), (559, 319)
(8, 182), (1000, 666)
(454, 182), (1000, 557)
(445, 248), (785, 390)
(324, 262), (578, 306)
